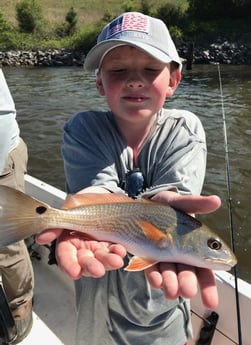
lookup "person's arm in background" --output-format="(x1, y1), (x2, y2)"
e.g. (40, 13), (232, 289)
(0, 69), (19, 173)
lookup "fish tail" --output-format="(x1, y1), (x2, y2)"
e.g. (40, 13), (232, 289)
(0, 185), (49, 246)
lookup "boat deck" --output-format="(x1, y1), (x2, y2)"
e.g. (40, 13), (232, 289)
(18, 246), (76, 345)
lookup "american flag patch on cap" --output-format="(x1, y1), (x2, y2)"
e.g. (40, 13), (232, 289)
(106, 12), (149, 38)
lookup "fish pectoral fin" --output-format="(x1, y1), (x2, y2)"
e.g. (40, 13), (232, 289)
(125, 256), (157, 271)
(137, 220), (172, 248)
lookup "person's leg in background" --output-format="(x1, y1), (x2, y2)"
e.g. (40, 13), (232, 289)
(0, 138), (34, 344)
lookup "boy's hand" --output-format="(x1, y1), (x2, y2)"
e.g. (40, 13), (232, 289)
(55, 231), (126, 279)
(147, 191), (221, 309)
(145, 262), (217, 309)
(36, 191), (127, 278)
(36, 191), (221, 308)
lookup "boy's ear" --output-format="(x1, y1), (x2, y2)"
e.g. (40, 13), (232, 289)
(96, 74), (105, 96)
(166, 69), (181, 97)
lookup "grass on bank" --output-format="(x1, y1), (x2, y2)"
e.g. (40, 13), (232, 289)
(0, 0), (188, 27)
(0, 0), (188, 51)
(0, 0), (249, 51)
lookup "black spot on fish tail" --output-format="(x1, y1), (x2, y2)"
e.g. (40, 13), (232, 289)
(36, 206), (47, 214)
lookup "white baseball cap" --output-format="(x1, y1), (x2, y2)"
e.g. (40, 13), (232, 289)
(84, 12), (182, 70)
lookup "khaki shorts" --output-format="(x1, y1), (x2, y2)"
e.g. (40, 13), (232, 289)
(0, 137), (28, 192)
(0, 137), (34, 307)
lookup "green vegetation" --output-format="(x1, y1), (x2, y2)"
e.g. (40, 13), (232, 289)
(16, 0), (43, 33)
(0, 0), (250, 51)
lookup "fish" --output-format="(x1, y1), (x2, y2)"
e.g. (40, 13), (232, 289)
(0, 185), (237, 271)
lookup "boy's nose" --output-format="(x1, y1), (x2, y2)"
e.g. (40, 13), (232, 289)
(127, 79), (144, 88)
(127, 72), (144, 88)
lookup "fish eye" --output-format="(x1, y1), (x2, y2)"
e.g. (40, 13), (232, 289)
(207, 238), (222, 250)
(36, 206), (47, 215)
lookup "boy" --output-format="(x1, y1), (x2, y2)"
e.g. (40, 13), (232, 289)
(37, 12), (220, 345)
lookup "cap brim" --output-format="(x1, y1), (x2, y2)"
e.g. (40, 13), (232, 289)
(84, 39), (174, 70)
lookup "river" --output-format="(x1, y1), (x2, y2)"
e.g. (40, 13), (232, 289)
(3, 64), (251, 284)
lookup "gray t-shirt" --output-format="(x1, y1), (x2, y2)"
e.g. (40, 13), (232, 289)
(62, 108), (207, 345)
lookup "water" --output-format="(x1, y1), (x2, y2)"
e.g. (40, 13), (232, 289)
(3, 65), (251, 283)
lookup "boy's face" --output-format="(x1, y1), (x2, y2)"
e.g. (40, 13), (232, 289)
(96, 45), (181, 126)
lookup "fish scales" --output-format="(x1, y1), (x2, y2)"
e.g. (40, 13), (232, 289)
(44, 202), (146, 240)
(43, 202), (171, 246)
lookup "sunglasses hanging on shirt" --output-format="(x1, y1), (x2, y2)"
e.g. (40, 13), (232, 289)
(125, 169), (145, 199)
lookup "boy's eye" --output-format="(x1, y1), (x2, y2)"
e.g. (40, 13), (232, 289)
(109, 68), (126, 74)
(145, 67), (161, 72)
(110, 68), (160, 73)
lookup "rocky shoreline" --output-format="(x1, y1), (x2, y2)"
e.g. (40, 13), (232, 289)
(0, 40), (250, 67)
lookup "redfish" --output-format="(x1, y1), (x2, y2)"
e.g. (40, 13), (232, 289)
(0, 186), (237, 271)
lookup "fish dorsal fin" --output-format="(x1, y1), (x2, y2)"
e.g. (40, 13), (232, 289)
(64, 193), (134, 209)
(137, 220), (172, 248)
(125, 256), (157, 271)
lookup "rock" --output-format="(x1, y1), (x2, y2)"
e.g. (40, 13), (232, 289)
(0, 49), (85, 67)
(0, 40), (250, 67)
(178, 39), (251, 66)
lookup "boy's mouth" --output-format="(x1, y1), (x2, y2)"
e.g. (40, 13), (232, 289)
(123, 94), (149, 102)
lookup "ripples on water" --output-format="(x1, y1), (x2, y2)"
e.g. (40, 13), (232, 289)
(3, 65), (251, 283)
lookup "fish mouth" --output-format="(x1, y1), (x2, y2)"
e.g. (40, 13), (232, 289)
(205, 256), (237, 269)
